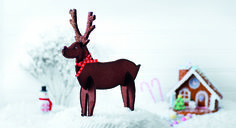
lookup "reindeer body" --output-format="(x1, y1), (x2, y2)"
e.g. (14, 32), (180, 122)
(77, 59), (140, 89)
(62, 9), (140, 116)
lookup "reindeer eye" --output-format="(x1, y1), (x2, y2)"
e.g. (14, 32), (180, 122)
(74, 46), (78, 49)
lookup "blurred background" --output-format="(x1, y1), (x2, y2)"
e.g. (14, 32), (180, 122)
(1, 0), (236, 106)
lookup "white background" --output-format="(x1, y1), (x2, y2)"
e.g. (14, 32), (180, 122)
(1, 0), (236, 103)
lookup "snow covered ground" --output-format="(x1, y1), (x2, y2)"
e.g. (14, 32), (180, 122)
(0, 102), (169, 128)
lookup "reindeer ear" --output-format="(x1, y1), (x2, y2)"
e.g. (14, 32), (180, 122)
(83, 39), (90, 46)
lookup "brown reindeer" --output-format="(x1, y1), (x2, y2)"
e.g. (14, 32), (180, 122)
(62, 9), (140, 116)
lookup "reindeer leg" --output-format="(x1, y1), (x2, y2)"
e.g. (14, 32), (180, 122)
(128, 81), (135, 111)
(125, 73), (135, 111)
(87, 77), (96, 116)
(121, 85), (129, 108)
(80, 87), (88, 116)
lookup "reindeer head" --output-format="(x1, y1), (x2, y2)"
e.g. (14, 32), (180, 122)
(62, 9), (96, 61)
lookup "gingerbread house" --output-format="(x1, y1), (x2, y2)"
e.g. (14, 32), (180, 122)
(168, 66), (223, 115)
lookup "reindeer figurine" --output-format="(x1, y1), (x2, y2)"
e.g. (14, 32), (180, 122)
(62, 9), (140, 116)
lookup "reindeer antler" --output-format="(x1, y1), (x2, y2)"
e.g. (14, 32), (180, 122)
(83, 12), (96, 44)
(69, 9), (96, 45)
(69, 9), (82, 38)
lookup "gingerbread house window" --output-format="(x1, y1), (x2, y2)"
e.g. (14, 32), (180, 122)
(189, 77), (200, 89)
(179, 88), (190, 102)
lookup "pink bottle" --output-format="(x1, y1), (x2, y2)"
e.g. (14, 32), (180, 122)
(39, 86), (52, 112)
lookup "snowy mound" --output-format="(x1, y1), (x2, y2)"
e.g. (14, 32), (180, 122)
(0, 103), (169, 128)
(50, 107), (169, 128)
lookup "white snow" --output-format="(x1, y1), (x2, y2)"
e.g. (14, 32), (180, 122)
(1, 81), (236, 128)
(0, 102), (169, 128)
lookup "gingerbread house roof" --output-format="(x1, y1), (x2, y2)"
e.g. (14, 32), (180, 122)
(169, 66), (223, 99)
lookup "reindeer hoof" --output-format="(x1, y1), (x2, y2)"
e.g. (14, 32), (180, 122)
(129, 107), (134, 111)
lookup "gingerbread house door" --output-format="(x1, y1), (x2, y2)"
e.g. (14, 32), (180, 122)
(195, 91), (208, 108)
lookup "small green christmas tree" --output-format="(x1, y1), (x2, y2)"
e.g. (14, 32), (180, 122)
(174, 95), (185, 111)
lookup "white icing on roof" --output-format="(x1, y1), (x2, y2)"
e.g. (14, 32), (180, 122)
(168, 67), (223, 100)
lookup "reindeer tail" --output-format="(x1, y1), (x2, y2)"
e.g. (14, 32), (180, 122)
(133, 64), (141, 80)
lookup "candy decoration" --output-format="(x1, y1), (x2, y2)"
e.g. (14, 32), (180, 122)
(169, 114), (193, 127)
(151, 78), (164, 102)
(140, 78), (164, 103)
(170, 114), (177, 119)
(187, 113), (192, 118)
(173, 120), (178, 124)
(181, 117), (186, 121)
(140, 81), (157, 103)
